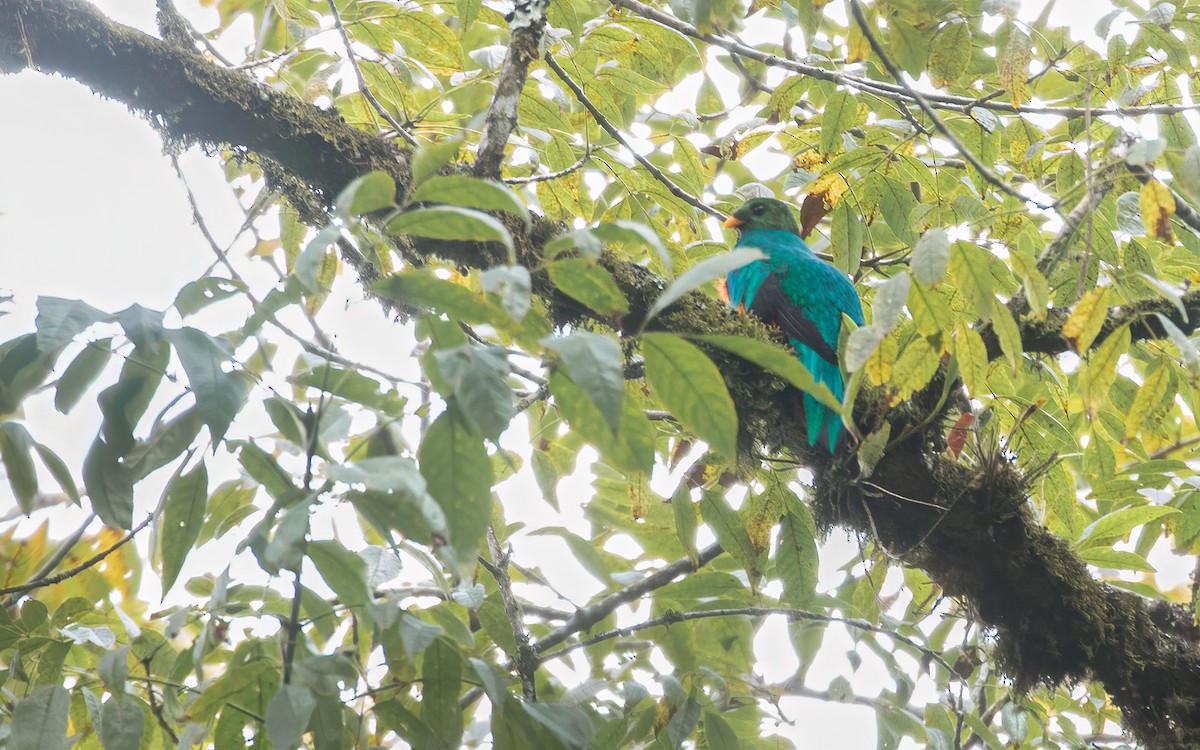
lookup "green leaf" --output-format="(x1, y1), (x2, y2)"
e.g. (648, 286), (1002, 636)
(701, 709), (739, 750)
(700, 490), (759, 586)
(98, 644), (130, 697)
(0, 421), (38, 513)
(844, 325), (886, 373)
(421, 639), (464, 749)
(777, 500), (818, 608)
(12, 685), (70, 750)
(874, 175), (919, 245)
(294, 224), (341, 292)
(373, 271), (497, 324)
(99, 696), (146, 750)
(478, 265), (532, 322)
(83, 437), (135, 529)
(308, 539), (373, 626)
(830, 201), (863, 276)
(160, 461), (209, 595)
(1082, 326), (1130, 416)
(541, 332), (624, 435)
(167, 328), (248, 446)
(929, 20), (971, 87)
(642, 333), (738, 459)
(592, 220), (671, 270)
(33, 442), (80, 504)
(873, 272), (910, 334)
(672, 484), (699, 566)
(34, 297), (108, 352)
(267, 684), (317, 750)
(419, 404), (494, 570)
(400, 613), (444, 657)
(821, 90), (859, 154)
(259, 501), (311, 575)
(954, 323), (989, 396)
(433, 344), (513, 442)
(912, 228), (951, 285)
(1125, 359), (1171, 438)
(174, 277), (243, 317)
(411, 137), (464, 186)
(693, 334), (842, 411)
(949, 242), (994, 319)
(335, 170), (396, 217)
(387, 206), (514, 255)
(1075, 505), (1179, 549)
(410, 176), (530, 226)
(646, 247), (766, 323)
(991, 298), (1023, 371)
(548, 373), (653, 475)
(1077, 547), (1156, 572)
(547, 258), (630, 318)
(523, 703), (594, 750)
(54, 339), (112, 414)
(237, 440), (298, 500)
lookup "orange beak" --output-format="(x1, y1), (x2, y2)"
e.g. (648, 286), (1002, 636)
(723, 216), (744, 229)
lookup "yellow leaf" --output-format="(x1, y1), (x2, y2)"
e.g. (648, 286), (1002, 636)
(1062, 287), (1110, 353)
(929, 20), (971, 88)
(629, 472), (650, 520)
(1125, 360), (1171, 438)
(848, 23), (871, 63)
(865, 334), (899, 386)
(991, 298), (1022, 373)
(1139, 179), (1176, 242)
(955, 323), (988, 396)
(1081, 325), (1130, 417)
(998, 27), (1032, 107)
(892, 336), (940, 403)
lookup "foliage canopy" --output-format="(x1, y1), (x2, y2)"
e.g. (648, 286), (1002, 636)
(3, 0), (1200, 747)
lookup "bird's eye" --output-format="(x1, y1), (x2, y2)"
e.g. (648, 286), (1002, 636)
(752, 204), (766, 216)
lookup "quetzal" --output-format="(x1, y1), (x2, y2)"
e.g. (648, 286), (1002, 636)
(721, 197), (864, 452)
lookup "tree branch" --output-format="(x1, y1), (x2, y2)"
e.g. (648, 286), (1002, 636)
(325, 0), (418, 147)
(537, 606), (958, 678)
(847, 0), (1048, 212)
(544, 53), (724, 220)
(532, 543), (724, 653)
(484, 528), (538, 700)
(607, 0), (1200, 119)
(475, 0), (548, 178)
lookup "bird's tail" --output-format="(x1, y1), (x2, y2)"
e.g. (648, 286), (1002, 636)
(797, 345), (845, 453)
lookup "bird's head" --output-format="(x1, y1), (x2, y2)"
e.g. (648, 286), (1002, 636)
(723, 197), (800, 235)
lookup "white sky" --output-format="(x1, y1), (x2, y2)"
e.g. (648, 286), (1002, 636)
(0, 0), (1180, 747)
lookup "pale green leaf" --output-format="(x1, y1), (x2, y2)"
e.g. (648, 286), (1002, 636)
(642, 333), (738, 459)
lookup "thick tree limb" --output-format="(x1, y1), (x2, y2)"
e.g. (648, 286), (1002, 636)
(0, 0), (408, 203)
(5, 3), (1200, 746)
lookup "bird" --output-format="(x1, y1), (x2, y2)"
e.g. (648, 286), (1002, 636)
(721, 197), (865, 452)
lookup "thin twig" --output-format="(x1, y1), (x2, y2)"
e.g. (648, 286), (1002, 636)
(325, 0), (419, 146)
(544, 54), (724, 221)
(608, 0), (1200, 119)
(1007, 159), (1121, 317)
(537, 606), (959, 679)
(0, 512), (154, 602)
(484, 528), (538, 700)
(171, 157), (412, 387)
(847, 0), (1050, 212)
(504, 147), (593, 184)
(532, 542), (724, 653)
